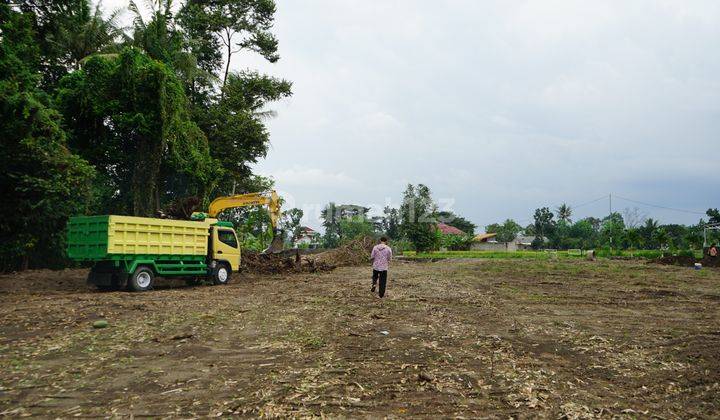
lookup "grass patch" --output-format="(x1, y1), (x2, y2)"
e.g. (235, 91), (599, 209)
(403, 249), (702, 260)
(403, 250), (576, 259)
(286, 330), (326, 350)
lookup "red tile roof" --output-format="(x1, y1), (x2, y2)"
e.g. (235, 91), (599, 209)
(437, 223), (465, 235)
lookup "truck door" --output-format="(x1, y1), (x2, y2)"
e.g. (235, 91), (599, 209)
(213, 228), (241, 271)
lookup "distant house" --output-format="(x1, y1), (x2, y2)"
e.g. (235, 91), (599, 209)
(437, 223), (465, 235)
(471, 233), (546, 251)
(515, 235), (543, 250)
(294, 226), (321, 248)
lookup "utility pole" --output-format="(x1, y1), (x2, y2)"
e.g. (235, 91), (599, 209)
(609, 193), (613, 248)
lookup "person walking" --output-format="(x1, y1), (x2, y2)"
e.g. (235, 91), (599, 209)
(370, 237), (393, 298)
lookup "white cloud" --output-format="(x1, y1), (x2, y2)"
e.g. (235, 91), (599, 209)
(104, 0), (720, 225)
(263, 166), (360, 188)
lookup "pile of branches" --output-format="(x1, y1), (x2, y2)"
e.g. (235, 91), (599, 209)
(241, 236), (376, 274)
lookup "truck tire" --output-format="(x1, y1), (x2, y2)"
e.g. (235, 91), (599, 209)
(210, 263), (231, 286)
(129, 266), (154, 292)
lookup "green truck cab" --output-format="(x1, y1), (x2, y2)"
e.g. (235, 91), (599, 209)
(67, 215), (241, 291)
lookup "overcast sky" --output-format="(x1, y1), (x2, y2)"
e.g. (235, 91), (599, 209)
(108, 0), (720, 230)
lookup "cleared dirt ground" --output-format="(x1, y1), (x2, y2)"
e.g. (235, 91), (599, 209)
(1, 259), (719, 418)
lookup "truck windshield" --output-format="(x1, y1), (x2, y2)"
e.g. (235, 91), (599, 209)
(218, 230), (238, 248)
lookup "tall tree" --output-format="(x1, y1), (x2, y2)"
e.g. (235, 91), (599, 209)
(533, 207), (555, 239)
(280, 208), (303, 243)
(52, 1), (124, 70)
(57, 48), (219, 216)
(321, 202), (340, 248)
(400, 184), (438, 252)
(381, 206), (401, 239)
(556, 203), (572, 223)
(707, 208), (720, 224)
(202, 71), (291, 193)
(178, 0), (280, 90)
(486, 219), (522, 243)
(0, 4), (95, 270)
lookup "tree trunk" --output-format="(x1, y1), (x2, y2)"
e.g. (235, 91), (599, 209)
(131, 136), (163, 217)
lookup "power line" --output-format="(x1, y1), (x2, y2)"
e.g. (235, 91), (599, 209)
(571, 195), (609, 210)
(613, 195), (706, 215)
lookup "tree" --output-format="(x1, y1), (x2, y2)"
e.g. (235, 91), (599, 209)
(533, 207), (555, 240)
(437, 210), (476, 235)
(321, 202), (340, 248)
(321, 202), (373, 247)
(338, 219), (375, 243)
(600, 212), (625, 248)
(486, 219), (522, 243)
(202, 71), (291, 194)
(707, 208), (720, 224)
(399, 184), (438, 252)
(177, 0), (280, 90)
(556, 203), (572, 223)
(0, 4), (95, 270)
(51, 1), (124, 71)
(280, 207), (303, 243)
(638, 218), (659, 248)
(622, 207), (647, 229)
(57, 48), (220, 216)
(380, 206), (401, 239)
(569, 219), (598, 249)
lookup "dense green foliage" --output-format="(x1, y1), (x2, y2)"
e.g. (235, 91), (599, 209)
(484, 208), (716, 252)
(486, 219), (523, 243)
(1, 0), (290, 270)
(0, 4), (95, 270)
(399, 184), (438, 252)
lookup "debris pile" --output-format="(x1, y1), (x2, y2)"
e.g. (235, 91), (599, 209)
(241, 236), (376, 274)
(653, 254), (697, 266)
(700, 256), (720, 268)
(309, 235), (375, 268)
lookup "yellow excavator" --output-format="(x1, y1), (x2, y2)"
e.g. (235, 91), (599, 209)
(192, 190), (284, 254)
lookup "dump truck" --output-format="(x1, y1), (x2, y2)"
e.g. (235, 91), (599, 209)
(66, 191), (281, 291)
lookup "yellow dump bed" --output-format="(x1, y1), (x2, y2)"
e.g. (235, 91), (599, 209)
(67, 215), (211, 260)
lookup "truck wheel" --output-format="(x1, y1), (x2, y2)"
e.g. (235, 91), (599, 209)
(211, 263), (231, 285)
(129, 266), (154, 292)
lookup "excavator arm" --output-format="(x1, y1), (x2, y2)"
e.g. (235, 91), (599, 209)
(201, 190), (283, 253)
(207, 191), (281, 228)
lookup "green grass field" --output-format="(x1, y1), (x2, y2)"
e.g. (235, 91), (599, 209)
(401, 249), (702, 260)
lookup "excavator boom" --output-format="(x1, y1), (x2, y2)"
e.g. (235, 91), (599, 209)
(202, 190), (283, 253)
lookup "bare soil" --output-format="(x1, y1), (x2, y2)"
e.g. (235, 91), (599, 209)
(1, 259), (719, 418)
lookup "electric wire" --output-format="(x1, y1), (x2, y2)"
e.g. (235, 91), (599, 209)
(613, 195), (706, 215)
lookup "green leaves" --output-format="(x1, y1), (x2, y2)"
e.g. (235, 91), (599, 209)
(0, 6), (95, 269)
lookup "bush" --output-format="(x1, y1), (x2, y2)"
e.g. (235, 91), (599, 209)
(441, 234), (474, 251)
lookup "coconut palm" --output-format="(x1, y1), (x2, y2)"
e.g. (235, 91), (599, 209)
(50, 1), (125, 70)
(556, 203), (572, 223)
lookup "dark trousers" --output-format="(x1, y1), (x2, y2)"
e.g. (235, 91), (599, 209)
(372, 270), (388, 297)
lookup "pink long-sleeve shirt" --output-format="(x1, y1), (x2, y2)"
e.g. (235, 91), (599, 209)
(370, 243), (393, 271)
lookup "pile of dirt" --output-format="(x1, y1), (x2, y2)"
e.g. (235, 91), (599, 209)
(241, 236), (376, 274)
(653, 255), (697, 266)
(700, 256), (720, 268)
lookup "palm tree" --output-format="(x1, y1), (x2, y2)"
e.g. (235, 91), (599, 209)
(556, 203), (572, 223)
(51, 1), (125, 70)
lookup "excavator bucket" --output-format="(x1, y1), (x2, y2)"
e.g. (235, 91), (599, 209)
(262, 231), (285, 254)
